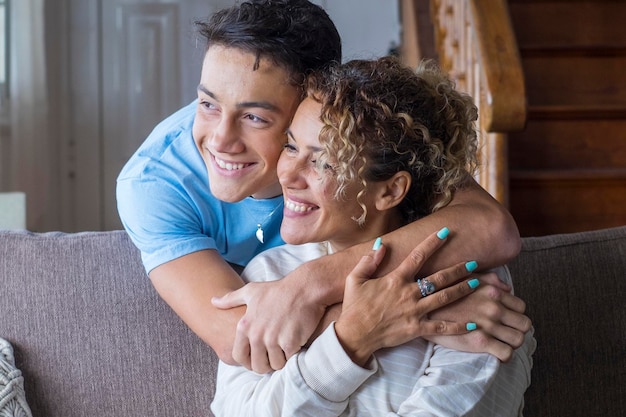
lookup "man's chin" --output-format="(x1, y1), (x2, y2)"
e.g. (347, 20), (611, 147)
(209, 184), (249, 203)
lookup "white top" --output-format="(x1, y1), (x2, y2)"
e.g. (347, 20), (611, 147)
(211, 242), (536, 417)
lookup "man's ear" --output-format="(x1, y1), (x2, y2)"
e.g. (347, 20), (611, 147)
(374, 171), (411, 211)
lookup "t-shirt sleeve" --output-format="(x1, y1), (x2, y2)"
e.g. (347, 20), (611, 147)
(117, 169), (217, 274)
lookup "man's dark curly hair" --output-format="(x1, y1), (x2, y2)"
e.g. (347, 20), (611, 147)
(196, 0), (342, 85)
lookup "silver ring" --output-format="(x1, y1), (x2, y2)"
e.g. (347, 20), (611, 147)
(417, 278), (436, 298)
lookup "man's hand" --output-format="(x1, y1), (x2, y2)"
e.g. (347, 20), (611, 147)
(425, 271), (532, 362)
(212, 274), (326, 373)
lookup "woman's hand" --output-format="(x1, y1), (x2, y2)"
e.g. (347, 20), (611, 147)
(334, 230), (480, 367)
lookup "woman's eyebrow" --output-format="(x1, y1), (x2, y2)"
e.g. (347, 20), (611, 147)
(286, 129), (323, 153)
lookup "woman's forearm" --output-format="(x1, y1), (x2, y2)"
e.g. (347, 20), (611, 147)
(213, 326), (374, 417)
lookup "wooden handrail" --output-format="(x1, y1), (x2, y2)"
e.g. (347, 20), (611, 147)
(468, 0), (526, 132)
(400, 0), (527, 204)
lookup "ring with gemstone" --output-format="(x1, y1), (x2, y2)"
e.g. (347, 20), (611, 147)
(417, 278), (436, 298)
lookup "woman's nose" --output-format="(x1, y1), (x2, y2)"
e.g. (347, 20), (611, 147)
(278, 156), (306, 189)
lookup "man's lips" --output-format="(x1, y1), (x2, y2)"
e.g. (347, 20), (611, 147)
(214, 156), (252, 171)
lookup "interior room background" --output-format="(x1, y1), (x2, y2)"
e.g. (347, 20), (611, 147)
(0, 0), (400, 232)
(4, 0), (625, 236)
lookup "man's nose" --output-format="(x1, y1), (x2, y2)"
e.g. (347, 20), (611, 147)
(210, 117), (244, 153)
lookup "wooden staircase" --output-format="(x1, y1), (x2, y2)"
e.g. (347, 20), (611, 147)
(401, 0), (626, 237)
(507, 0), (626, 236)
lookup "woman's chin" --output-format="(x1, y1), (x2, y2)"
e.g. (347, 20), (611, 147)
(280, 228), (316, 246)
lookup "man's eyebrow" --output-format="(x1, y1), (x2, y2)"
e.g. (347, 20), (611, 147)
(197, 84), (216, 99)
(197, 84), (280, 112)
(237, 101), (280, 112)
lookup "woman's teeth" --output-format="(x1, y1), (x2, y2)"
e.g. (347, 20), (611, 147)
(285, 199), (315, 213)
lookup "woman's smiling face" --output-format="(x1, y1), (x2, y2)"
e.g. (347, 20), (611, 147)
(277, 97), (386, 251)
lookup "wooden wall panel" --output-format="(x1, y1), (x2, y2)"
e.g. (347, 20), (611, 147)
(522, 56), (626, 107)
(509, 119), (626, 170)
(510, 2), (626, 49)
(510, 175), (626, 236)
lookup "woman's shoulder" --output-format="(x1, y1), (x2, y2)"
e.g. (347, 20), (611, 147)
(242, 242), (329, 282)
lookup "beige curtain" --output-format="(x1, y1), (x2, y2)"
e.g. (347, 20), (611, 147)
(9, 0), (53, 230)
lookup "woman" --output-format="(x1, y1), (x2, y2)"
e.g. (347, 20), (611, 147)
(211, 57), (534, 416)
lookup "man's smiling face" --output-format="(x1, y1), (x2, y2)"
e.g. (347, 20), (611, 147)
(192, 45), (301, 202)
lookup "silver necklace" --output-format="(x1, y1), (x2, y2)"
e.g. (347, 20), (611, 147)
(250, 199), (284, 243)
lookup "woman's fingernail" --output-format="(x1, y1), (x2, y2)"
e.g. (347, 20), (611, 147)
(468, 278), (480, 289)
(466, 322), (477, 331)
(436, 227), (449, 239)
(465, 261), (478, 272)
(372, 237), (382, 250)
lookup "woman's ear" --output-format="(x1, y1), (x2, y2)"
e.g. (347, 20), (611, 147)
(374, 171), (411, 211)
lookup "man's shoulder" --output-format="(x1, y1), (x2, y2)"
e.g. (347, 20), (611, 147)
(152, 100), (197, 136)
(118, 101), (200, 180)
(140, 100), (197, 157)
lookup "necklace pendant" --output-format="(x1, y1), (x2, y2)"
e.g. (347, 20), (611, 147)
(256, 224), (264, 243)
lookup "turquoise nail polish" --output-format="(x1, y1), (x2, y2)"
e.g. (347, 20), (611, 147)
(372, 237), (382, 251)
(465, 261), (478, 272)
(468, 278), (480, 289)
(436, 227), (449, 240)
(466, 322), (477, 331)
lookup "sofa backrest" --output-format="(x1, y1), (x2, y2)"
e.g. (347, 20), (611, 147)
(0, 230), (218, 417)
(1, 226), (625, 417)
(508, 226), (626, 417)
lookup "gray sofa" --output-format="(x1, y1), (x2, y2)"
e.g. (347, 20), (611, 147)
(1, 226), (625, 417)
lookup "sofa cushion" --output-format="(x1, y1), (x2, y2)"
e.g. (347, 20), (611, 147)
(0, 230), (218, 417)
(509, 226), (626, 417)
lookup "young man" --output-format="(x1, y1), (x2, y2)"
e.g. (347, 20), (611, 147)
(117, 0), (528, 374)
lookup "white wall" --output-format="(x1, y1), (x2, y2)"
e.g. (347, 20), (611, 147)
(314, 0), (400, 61)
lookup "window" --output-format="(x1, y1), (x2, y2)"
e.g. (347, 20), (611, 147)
(0, 0), (8, 113)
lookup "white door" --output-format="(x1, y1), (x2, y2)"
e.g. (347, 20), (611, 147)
(68, 0), (233, 231)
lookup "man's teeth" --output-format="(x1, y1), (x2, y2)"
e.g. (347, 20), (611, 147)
(216, 158), (247, 171)
(285, 199), (315, 213)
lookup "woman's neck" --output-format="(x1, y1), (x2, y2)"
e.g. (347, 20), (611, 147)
(327, 213), (403, 253)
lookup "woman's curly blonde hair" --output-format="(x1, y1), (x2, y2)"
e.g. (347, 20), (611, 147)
(305, 56), (479, 225)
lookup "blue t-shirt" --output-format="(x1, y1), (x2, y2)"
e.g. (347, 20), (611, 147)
(116, 101), (285, 273)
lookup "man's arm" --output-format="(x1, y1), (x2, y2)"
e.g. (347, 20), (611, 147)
(149, 250), (245, 364)
(215, 178), (525, 366)
(297, 180), (528, 361)
(151, 249), (328, 371)
(288, 178), (520, 307)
